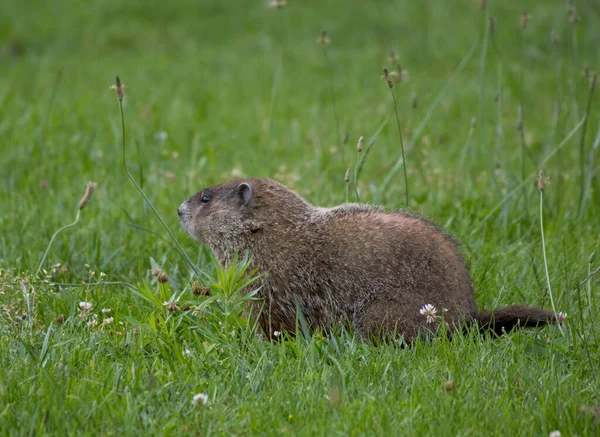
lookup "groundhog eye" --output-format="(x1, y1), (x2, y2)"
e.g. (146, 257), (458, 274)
(200, 195), (211, 203)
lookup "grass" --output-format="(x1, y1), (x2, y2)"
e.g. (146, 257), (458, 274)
(1, 0), (600, 435)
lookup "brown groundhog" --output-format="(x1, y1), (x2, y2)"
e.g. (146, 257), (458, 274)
(178, 178), (562, 343)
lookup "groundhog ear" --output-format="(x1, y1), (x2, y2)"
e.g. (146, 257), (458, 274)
(236, 182), (253, 207)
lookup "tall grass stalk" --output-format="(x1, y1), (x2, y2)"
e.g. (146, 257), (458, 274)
(581, 122), (600, 214)
(490, 21), (511, 227)
(319, 32), (343, 165)
(355, 121), (386, 203)
(381, 43), (476, 194)
(382, 68), (409, 207)
(352, 136), (363, 202)
(587, 248), (597, 329)
(36, 211), (81, 278)
(577, 74), (597, 216)
(537, 171), (564, 336)
(518, 12), (530, 214)
(475, 117), (585, 233)
(477, 9), (489, 169)
(113, 76), (200, 276)
(36, 182), (97, 277)
(458, 117), (477, 172)
(266, 4), (287, 160)
(35, 68), (63, 157)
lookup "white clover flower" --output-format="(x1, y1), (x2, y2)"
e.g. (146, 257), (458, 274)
(549, 431), (561, 437)
(192, 393), (208, 406)
(79, 302), (92, 311)
(419, 304), (438, 324)
(184, 349), (192, 357)
(273, 331), (281, 338)
(556, 312), (567, 324)
(102, 308), (112, 314)
(104, 317), (114, 325)
(87, 319), (98, 328)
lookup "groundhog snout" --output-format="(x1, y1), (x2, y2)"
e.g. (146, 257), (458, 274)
(178, 198), (191, 217)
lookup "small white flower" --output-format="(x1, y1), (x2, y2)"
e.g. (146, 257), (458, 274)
(79, 302), (92, 311)
(556, 312), (567, 324)
(104, 317), (114, 325)
(419, 304), (438, 324)
(273, 331), (281, 338)
(184, 349), (192, 357)
(154, 131), (168, 142)
(87, 319), (98, 327)
(102, 308), (112, 314)
(549, 431), (561, 437)
(192, 393), (208, 406)
(231, 167), (243, 178)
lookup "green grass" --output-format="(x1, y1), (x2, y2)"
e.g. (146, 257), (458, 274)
(1, 0), (600, 435)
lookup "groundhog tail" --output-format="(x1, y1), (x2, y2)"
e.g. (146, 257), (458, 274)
(477, 305), (566, 335)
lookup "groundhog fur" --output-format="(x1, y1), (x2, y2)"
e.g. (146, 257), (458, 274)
(179, 178), (561, 343)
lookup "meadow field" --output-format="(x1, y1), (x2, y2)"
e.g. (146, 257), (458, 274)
(1, 0), (599, 435)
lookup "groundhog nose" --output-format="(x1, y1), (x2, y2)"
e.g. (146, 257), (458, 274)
(178, 200), (190, 217)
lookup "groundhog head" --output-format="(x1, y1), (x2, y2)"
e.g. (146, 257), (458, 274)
(178, 180), (255, 252)
(179, 178), (311, 260)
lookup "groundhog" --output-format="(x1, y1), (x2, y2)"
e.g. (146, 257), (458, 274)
(178, 178), (562, 343)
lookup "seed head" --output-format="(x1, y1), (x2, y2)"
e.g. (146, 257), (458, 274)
(192, 281), (210, 296)
(567, 5), (579, 24)
(388, 51), (399, 65)
(382, 68), (393, 88)
(164, 301), (180, 312)
(157, 271), (169, 284)
(317, 29), (330, 45)
(269, 0), (286, 9)
(520, 11), (529, 30)
(551, 30), (559, 45)
(79, 302), (92, 311)
(582, 65), (590, 79)
(488, 16), (496, 32)
(589, 250), (597, 265)
(110, 75), (125, 101)
(443, 380), (455, 392)
(356, 136), (364, 152)
(390, 64), (408, 83)
(480, 0), (486, 10)
(590, 72), (597, 92)
(56, 314), (65, 324)
(79, 182), (98, 210)
(59, 265), (69, 276)
(411, 93), (418, 109)
(517, 106), (523, 131)
(344, 169), (351, 183)
(537, 170), (549, 191)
